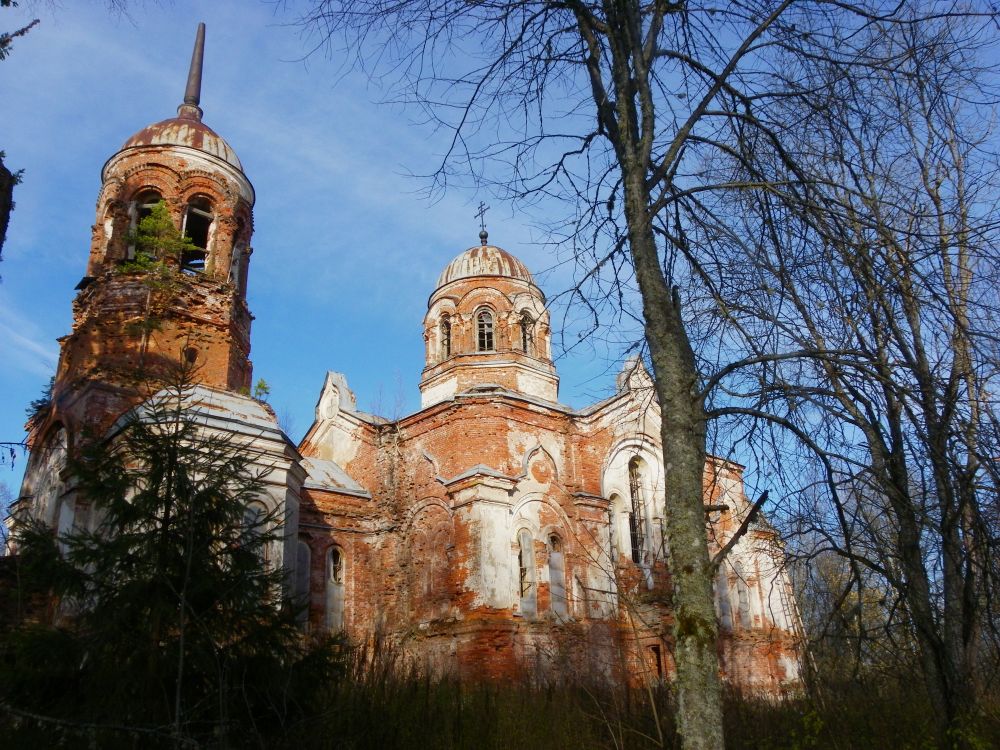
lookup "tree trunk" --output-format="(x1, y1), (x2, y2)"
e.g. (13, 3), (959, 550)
(622, 168), (723, 750)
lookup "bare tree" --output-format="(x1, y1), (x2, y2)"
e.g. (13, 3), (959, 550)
(693, 12), (1000, 738)
(292, 2), (997, 747)
(0, 0), (39, 266)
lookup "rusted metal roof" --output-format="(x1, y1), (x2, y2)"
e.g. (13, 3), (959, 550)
(121, 114), (243, 171)
(436, 244), (534, 288)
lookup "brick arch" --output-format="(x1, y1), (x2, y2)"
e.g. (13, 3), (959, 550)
(599, 435), (662, 499)
(406, 501), (454, 621)
(451, 284), (516, 312)
(402, 496), (454, 530)
(510, 493), (574, 536)
(519, 442), (559, 484)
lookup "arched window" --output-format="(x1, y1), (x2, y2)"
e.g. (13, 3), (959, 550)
(230, 217), (247, 293)
(326, 546), (346, 631)
(242, 502), (269, 563)
(182, 195), (213, 273)
(439, 315), (452, 360)
(477, 310), (494, 352)
(517, 529), (536, 617)
(295, 539), (311, 627)
(135, 190), (162, 223)
(519, 311), (534, 354)
(547, 534), (567, 619)
(608, 494), (622, 562)
(733, 560), (752, 629)
(628, 457), (646, 564)
(127, 190), (162, 261)
(715, 565), (733, 630)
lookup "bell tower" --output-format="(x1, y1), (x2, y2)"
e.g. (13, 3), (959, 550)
(12, 23), (257, 537)
(49, 23), (255, 436)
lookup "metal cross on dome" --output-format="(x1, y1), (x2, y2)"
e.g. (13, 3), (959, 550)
(475, 201), (490, 245)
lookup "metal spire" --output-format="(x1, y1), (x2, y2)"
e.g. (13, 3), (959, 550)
(178, 22), (206, 120)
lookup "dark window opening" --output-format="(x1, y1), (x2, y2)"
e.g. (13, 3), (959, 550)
(127, 190), (162, 261)
(517, 529), (536, 617)
(329, 547), (344, 584)
(477, 310), (494, 352)
(326, 547), (346, 631)
(649, 644), (663, 679)
(182, 196), (213, 273)
(629, 457), (645, 564)
(230, 217), (247, 292)
(440, 316), (452, 359)
(519, 311), (534, 354)
(548, 534), (567, 618)
(609, 498), (620, 562)
(136, 190), (162, 222)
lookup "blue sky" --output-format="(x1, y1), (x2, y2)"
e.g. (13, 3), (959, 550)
(0, 2), (631, 493)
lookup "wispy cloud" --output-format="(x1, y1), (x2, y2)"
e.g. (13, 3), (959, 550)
(0, 300), (58, 379)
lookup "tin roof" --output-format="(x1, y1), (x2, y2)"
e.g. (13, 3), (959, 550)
(436, 244), (534, 288)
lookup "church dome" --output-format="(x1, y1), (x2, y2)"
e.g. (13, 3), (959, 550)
(121, 114), (243, 172)
(437, 244), (535, 288)
(114, 24), (243, 174)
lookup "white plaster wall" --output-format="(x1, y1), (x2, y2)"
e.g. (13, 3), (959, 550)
(476, 499), (515, 609)
(420, 376), (458, 408)
(515, 368), (558, 402)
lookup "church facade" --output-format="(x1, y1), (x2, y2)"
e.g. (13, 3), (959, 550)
(10, 26), (802, 691)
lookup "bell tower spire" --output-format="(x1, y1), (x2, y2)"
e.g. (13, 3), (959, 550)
(179, 22), (206, 121)
(35, 20), (257, 445)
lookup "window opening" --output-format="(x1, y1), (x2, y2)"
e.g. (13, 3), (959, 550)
(715, 566), (733, 630)
(608, 496), (621, 562)
(517, 529), (536, 617)
(519, 311), (534, 354)
(477, 310), (494, 352)
(128, 190), (162, 260)
(295, 539), (311, 626)
(241, 502), (269, 563)
(734, 561), (752, 629)
(230, 217), (247, 292)
(440, 315), (452, 359)
(548, 534), (567, 619)
(182, 196), (213, 273)
(329, 547), (344, 583)
(326, 546), (346, 631)
(628, 457), (646, 564)
(649, 644), (663, 679)
(136, 190), (162, 222)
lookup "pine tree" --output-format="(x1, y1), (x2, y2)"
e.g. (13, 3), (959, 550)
(1, 365), (341, 747)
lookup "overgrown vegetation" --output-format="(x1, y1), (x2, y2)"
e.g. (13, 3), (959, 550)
(1, 1), (38, 266)
(0, 365), (342, 748)
(116, 200), (193, 337)
(23, 376), (52, 429)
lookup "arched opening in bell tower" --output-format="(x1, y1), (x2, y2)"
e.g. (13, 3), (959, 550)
(181, 195), (214, 273)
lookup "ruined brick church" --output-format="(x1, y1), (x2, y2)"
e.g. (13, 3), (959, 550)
(11, 26), (802, 690)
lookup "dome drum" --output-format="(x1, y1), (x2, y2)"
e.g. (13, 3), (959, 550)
(420, 242), (558, 407)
